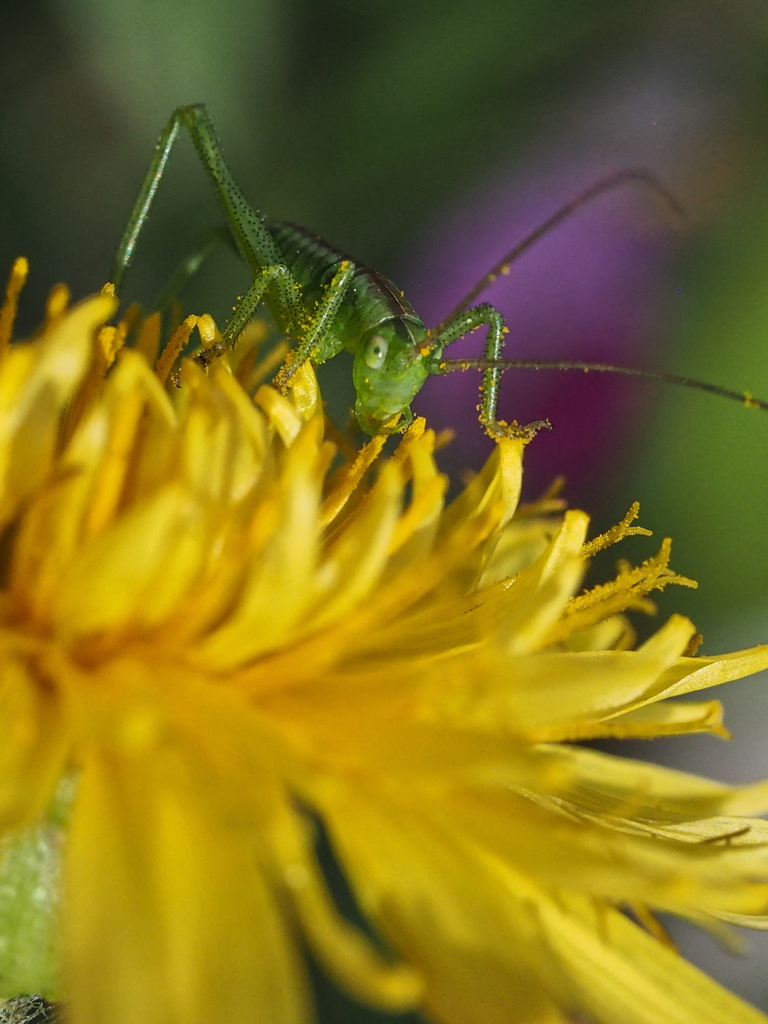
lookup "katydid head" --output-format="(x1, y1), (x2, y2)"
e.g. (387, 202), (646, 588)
(352, 316), (435, 435)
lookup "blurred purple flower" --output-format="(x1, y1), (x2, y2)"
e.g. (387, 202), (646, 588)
(406, 164), (679, 505)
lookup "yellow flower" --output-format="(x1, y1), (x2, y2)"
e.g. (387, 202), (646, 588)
(3, 257), (768, 1024)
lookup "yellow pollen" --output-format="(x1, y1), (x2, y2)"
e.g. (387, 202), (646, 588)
(197, 313), (220, 350)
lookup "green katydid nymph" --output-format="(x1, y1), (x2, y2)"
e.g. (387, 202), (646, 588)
(112, 105), (768, 434)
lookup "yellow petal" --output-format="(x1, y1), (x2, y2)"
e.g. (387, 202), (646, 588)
(570, 699), (727, 741)
(638, 643), (768, 704)
(438, 436), (523, 538)
(527, 743), (739, 822)
(53, 486), (209, 639)
(0, 295), (115, 528)
(537, 889), (768, 1024)
(320, 784), (768, 1024)
(423, 615), (698, 738)
(65, 747), (310, 1024)
(270, 800), (422, 1011)
(315, 783), (568, 1024)
(0, 651), (68, 831)
(438, 786), (768, 920)
(196, 422), (322, 667)
(305, 461), (402, 631)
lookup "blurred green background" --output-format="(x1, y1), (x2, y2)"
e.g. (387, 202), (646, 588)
(3, 0), (768, 1015)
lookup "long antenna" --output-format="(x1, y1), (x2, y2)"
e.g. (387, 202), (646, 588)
(430, 169), (685, 339)
(438, 358), (768, 412)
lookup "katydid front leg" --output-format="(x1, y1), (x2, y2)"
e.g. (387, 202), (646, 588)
(199, 259), (356, 381)
(433, 303), (551, 440)
(272, 260), (357, 392)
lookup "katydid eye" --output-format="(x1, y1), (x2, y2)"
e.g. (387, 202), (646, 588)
(364, 335), (388, 369)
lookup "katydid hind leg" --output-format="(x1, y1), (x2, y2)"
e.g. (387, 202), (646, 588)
(112, 104), (300, 334)
(111, 113), (183, 294)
